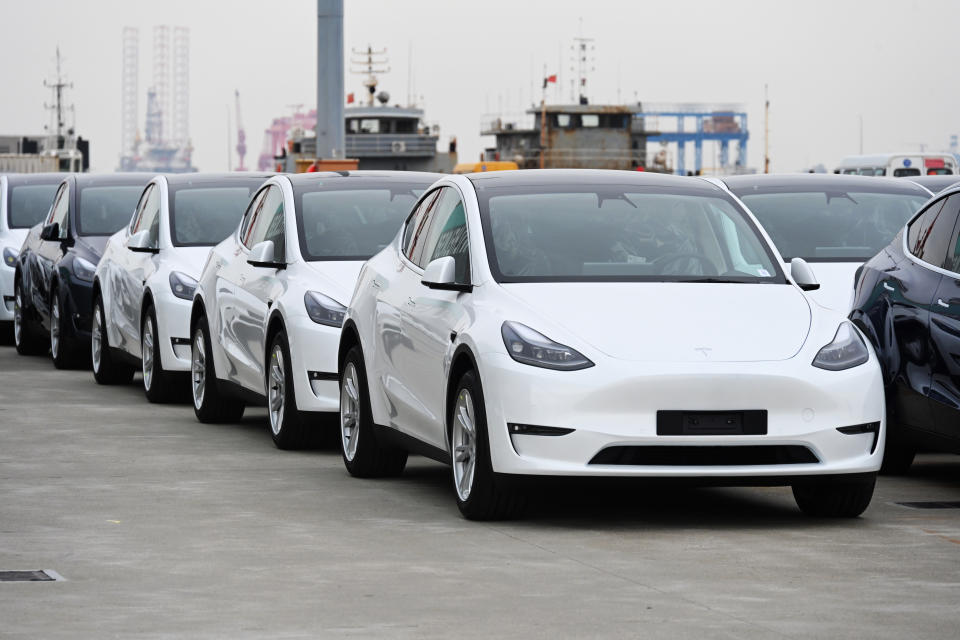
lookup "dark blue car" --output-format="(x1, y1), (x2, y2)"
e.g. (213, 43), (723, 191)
(850, 186), (960, 472)
(14, 173), (153, 367)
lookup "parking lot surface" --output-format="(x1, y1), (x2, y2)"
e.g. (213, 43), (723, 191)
(1, 346), (959, 639)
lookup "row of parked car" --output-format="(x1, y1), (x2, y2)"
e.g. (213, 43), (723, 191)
(0, 168), (957, 520)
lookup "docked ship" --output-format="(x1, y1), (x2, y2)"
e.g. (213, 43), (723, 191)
(260, 47), (456, 173)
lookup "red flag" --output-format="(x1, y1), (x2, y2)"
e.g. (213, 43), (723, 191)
(547, 74), (557, 83)
(346, 92), (355, 104)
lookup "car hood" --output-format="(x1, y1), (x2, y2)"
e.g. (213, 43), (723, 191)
(786, 261), (860, 314)
(75, 235), (109, 262)
(301, 260), (364, 305)
(174, 246), (215, 279)
(500, 282), (812, 363)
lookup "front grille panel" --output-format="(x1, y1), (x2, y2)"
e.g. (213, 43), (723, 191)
(589, 445), (819, 466)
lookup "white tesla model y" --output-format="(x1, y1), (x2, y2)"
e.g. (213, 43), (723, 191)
(92, 173), (272, 400)
(189, 171), (441, 448)
(338, 170), (886, 520)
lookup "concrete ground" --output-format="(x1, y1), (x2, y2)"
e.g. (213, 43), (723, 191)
(1, 345), (958, 639)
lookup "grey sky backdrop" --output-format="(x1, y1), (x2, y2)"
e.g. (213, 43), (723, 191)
(2, 0), (957, 173)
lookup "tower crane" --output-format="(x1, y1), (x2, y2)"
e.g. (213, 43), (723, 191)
(235, 89), (247, 171)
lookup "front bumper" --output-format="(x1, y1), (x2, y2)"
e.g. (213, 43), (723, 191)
(64, 278), (94, 341)
(287, 315), (341, 413)
(479, 352), (885, 478)
(154, 288), (194, 372)
(0, 265), (14, 322)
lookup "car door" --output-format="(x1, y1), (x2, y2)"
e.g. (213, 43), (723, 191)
(217, 187), (267, 384)
(230, 184), (287, 393)
(399, 186), (473, 450)
(889, 196), (955, 431)
(117, 184), (161, 353)
(34, 182), (70, 315)
(927, 195), (960, 442)
(373, 188), (443, 438)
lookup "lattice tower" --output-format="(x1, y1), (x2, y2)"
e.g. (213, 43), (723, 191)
(171, 27), (189, 146)
(120, 27), (139, 155)
(152, 25), (170, 144)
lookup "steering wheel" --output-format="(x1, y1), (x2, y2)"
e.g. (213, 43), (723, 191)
(652, 252), (718, 276)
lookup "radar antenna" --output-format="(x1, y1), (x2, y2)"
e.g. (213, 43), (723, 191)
(350, 45), (390, 107)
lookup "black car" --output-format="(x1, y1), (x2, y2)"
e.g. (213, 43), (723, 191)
(1, 173), (65, 342)
(850, 186), (960, 471)
(14, 173), (153, 367)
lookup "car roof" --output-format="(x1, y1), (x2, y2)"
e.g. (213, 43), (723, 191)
(467, 168), (722, 194)
(286, 170), (445, 188)
(71, 173), (157, 189)
(905, 175), (960, 192)
(2, 172), (73, 188)
(162, 172), (275, 186)
(718, 172), (930, 196)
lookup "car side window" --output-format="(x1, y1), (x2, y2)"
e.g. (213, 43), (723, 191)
(416, 187), (470, 283)
(47, 183), (70, 239)
(935, 195), (960, 273)
(132, 185), (161, 246)
(403, 189), (442, 265)
(908, 195), (958, 267)
(245, 185), (285, 260)
(240, 188), (268, 248)
(129, 185), (152, 233)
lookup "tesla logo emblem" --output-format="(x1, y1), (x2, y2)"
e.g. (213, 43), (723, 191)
(694, 347), (712, 358)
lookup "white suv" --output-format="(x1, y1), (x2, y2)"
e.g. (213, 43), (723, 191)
(92, 173), (271, 400)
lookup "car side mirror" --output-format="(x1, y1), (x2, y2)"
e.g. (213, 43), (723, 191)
(40, 222), (59, 241)
(791, 258), (820, 291)
(126, 229), (159, 254)
(421, 256), (472, 292)
(248, 240), (286, 269)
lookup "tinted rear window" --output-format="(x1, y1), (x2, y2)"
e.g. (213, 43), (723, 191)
(294, 183), (428, 261)
(77, 186), (144, 236)
(7, 184), (59, 228)
(736, 190), (928, 262)
(170, 186), (256, 246)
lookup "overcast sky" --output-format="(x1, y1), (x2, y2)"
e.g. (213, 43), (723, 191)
(2, 0), (957, 174)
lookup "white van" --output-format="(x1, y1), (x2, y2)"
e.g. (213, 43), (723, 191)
(836, 152), (958, 177)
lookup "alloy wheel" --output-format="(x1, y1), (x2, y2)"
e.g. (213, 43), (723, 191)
(142, 318), (154, 391)
(13, 286), (23, 346)
(91, 305), (103, 373)
(340, 362), (360, 461)
(268, 344), (285, 436)
(452, 389), (477, 501)
(50, 295), (60, 358)
(191, 329), (206, 410)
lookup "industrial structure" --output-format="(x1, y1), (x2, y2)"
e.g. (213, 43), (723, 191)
(234, 90), (247, 171)
(118, 25), (196, 173)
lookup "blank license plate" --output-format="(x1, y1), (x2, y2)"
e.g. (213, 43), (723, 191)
(656, 410), (767, 436)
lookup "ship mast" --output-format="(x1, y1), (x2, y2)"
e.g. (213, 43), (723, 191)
(43, 47), (75, 148)
(350, 45), (390, 107)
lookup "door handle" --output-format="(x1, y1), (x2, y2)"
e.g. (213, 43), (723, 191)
(883, 282), (895, 292)
(406, 297), (416, 307)
(370, 279), (382, 289)
(937, 298), (950, 309)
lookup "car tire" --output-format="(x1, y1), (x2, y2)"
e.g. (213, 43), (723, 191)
(792, 474), (876, 518)
(451, 370), (526, 520)
(50, 285), (80, 369)
(14, 280), (47, 356)
(142, 305), (175, 403)
(0, 321), (13, 346)
(266, 331), (309, 449)
(91, 294), (135, 385)
(339, 345), (407, 477)
(191, 315), (245, 423)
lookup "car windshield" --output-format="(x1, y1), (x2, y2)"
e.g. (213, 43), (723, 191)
(294, 184), (427, 261)
(478, 186), (784, 283)
(170, 185), (258, 246)
(77, 186), (144, 236)
(7, 184), (59, 228)
(734, 189), (929, 261)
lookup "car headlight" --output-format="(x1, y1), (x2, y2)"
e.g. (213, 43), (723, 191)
(169, 271), (198, 301)
(72, 256), (96, 282)
(304, 291), (346, 327)
(2, 247), (17, 268)
(812, 322), (869, 371)
(501, 321), (594, 371)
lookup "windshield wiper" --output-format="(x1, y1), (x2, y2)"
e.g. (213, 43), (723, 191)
(681, 277), (751, 283)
